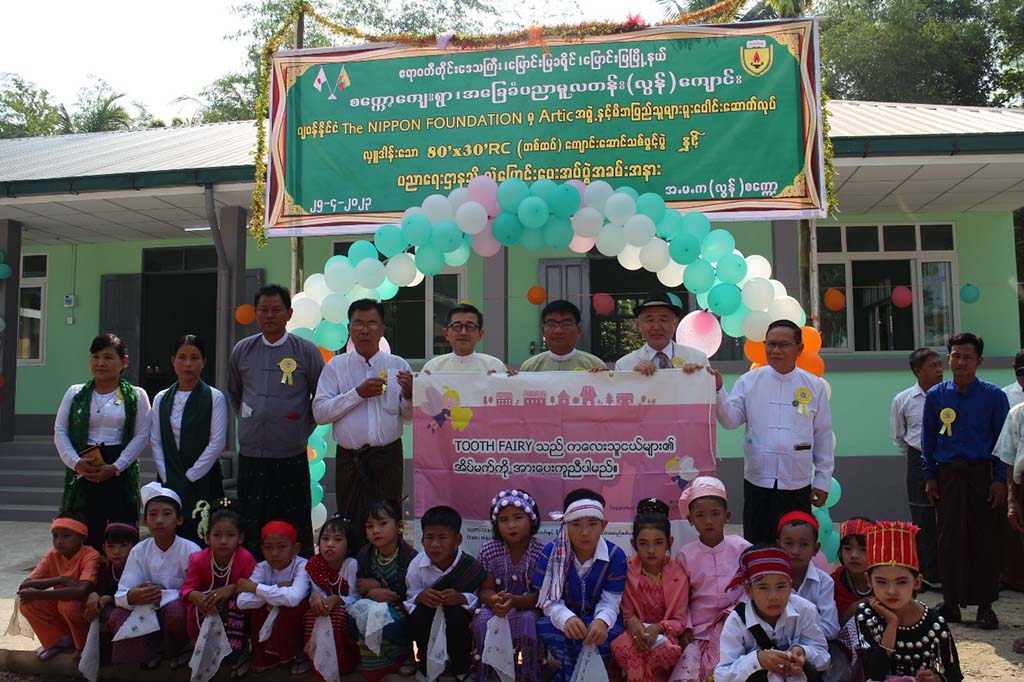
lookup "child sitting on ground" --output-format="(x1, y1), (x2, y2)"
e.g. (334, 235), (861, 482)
(611, 498), (689, 682)
(831, 518), (873, 626)
(535, 489), (627, 682)
(19, 514), (102, 660)
(110, 482), (200, 670)
(715, 545), (829, 682)
(84, 522), (138, 664)
(406, 505), (486, 678)
(671, 476), (750, 682)
(304, 514), (362, 678)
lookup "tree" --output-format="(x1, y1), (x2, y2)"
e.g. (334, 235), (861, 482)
(58, 79), (134, 134)
(818, 0), (996, 105)
(992, 0), (1023, 105)
(0, 74), (61, 138)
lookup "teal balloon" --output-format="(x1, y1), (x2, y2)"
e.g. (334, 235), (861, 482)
(812, 506), (832, 530)
(312, 424), (331, 438)
(821, 530), (840, 563)
(0, 250), (5, 263)
(517, 196), (549, 229)
(708, 283), (742, 316)
(309, 459), (326, 482)
(720, 304), (750, 337)
(667, 292), (683, 309)
(696, 291), (709, 310)
(701, 230), (735, 262)
(960, 283), (980, 304)
(444, 237), (472, 266)
(614, 186), (639, 199)
(798, 309), (807, 327)
(432, 220), (463, 253)
(530, 179), (557, 203)
(402, 214), (433, 246)
(520, 227), (545, 251)
(550, 184), (581, 219)
(716, 253), (748, 284)
(373, 224), (408, 257)
(324, 254), (349, 270)
(0, 263), (11, 280)
(309, 437), (327, 462)
(497, 178), (530, 212)
(492, 212), (524, 246)
(825, 478), (843, 508)
(636, 193), (666, 222)
(657, 210), (684, 240)
(314, 320), (349, 351)
(544, 218), (574, 249)
(669, 233), (700, 264)
(415, 244), (446, 275)
(683, 259), (716, 294)
(348, 239), (378, 265)
(377, 279), (400, 300)
(681, 213), (711, 241)
(310, 482), (324, 507)
(292, 327), (316, 342)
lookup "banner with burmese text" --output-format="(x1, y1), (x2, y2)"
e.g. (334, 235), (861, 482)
(412, 369), (717, 553)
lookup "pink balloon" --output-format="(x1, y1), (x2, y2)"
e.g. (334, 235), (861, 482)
(467, 175), (499, 217)
(592, 292), (615, 316)
(569, 234), (595, 253)
(676, 310), (722, 358)
(471, 223), (502, 257)
(811, 550), (831, 572)
(891, 285), (912, 308)
(567, 180), (586, 205)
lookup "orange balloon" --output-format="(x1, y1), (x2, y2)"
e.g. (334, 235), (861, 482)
(527, 285), (547, 305)
(801, 326), (822, 354)
(749, 362), (762, 371)
(824, 288), (845, 312)
(797, 353), (825, 377)
(235, 304), (256, 325)
(319, 345), (334, 364)
(307, 446), (317, 462)
(744, 340), (767, 365)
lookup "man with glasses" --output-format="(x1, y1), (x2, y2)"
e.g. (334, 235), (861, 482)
(922, 332), (1008, 629)
(614, 290), (708, 374)
(709, 319), (834, 545)
(520, 300), (606, 372)
(312, 298), (412, 551)
(228, 284), (325, 557)
(422, 303), (507, 373)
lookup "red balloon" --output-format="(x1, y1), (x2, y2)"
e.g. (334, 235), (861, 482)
(592, 293), (615, 316)
(891, 285), (913, 309)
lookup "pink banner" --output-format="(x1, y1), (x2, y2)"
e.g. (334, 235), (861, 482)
(413, 370), (717, 523)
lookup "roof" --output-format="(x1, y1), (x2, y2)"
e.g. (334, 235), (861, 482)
(827, 100), (1024, 137)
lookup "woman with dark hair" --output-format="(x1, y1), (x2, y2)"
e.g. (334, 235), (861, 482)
(54, 333), (151, 550)
(149, 335), (228, 544)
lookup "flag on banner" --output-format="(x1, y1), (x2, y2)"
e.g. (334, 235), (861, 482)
(337, 66), (351, 91)
(312, 66), (327, 91)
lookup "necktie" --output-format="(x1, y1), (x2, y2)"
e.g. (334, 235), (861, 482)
(655, 351), (671, 369)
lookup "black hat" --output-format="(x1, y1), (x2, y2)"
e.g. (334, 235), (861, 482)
(634, 290), (682, 318)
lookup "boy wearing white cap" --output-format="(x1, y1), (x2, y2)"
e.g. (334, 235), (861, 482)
(109, 482), (200, 669)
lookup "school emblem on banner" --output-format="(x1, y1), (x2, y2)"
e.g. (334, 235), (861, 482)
(740, 40), (773, 77)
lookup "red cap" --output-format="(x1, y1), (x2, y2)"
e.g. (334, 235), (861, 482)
(866, 521), (919, 571)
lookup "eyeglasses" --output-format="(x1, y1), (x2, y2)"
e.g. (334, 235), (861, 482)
(349, 321), (382, 331)
(765, 341), (797, 350)
(543, 321), (578, 331)
(446, 322), (480, 333)
(256, 306), (287, 315)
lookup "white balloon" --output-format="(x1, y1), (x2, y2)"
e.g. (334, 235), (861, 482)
(742, 309), (773, 341)
(766, 295), (804, 324)
(292, 292), (308, 303)
(325, 260), (355, 293)
(639, 238), (670, 272)
(742, 277), (775, 311)
(291, 297), (322, 329)
(320, 293), (349, 323)
(454, 201), (488, 235)
(422, 194), (453, 224)
(302, 273), (331, 303)
(617, 244), (643, 271)
(571, 206), (604, 237)
(746, 254), (772, 280)
(604, 192), (637, 226)
(822, 378), (833, 401)
(349, 284), (380, 302)
(285, 319), (301, 332)
(583, 180), (614, 212)
(403, 205), (425, 220)
(769, 279), (788, 298)
(624, 214), (656, 247)
(385, 253), (417, 286)
(410, 269), (426, 286)
(448, 187), (469, 211)
(657, 261), (685, 287)
(311, 503), (328, 530)
(595, 224), (626, 256)
(355, 258), (386, 289)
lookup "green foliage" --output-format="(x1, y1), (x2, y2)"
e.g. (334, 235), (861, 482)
(0, 73), (61, 138)
(992, 0), (1023, 104)
(58, 79), (134, 134)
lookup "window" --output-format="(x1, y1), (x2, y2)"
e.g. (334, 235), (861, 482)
(17, 254), (47, 364)
(816, 224), (957, 352)
(332, 241), (465, 360)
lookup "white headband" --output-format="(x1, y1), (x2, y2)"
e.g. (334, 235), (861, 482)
(550, 498), (605, 523)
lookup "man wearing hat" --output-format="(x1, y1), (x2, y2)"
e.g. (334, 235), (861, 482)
(614, 290), (709, 374)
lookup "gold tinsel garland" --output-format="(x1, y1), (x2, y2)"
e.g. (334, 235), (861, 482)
(249, 0), (836, 245)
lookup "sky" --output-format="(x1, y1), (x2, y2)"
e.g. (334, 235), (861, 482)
(0, 0), (667, 123)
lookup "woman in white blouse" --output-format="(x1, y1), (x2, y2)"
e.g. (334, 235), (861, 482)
(149, 334), (228, 544)
(54, 333), (151, 550)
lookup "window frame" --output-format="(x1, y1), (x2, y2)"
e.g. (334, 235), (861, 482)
(17, 253), (48, 366)
(816, 223), (959, 355)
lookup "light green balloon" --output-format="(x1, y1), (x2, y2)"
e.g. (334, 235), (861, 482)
(683, 259), (716, 294)
(544, 218), (574, 249)
(444, 237), (472, 266)
(373, 224), (408, 258)
(310, 482), (324, 507)
(415, 244), (446, 276)
(377, 279), (400, 300)
(520, 227), (545, 251)
(314, 320), (349, 351)
(292, 327), (316, 342)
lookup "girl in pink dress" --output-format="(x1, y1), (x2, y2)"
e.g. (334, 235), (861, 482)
(670, 477), (750, 682)
(611, 498), (688, 682)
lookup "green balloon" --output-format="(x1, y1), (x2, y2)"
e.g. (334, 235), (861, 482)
(669, 233), (701, 264)
(825, 478), (843, 508)
(683, 259), (716, 294)
(373, 224), (408, 258)
(517, 196), (549, 229)
(377, 279), (400, 300)
(701, 230), (735, 262)
(960, 283), (980, 304)
(720, 304), (750, 337)
(530, 179), (557, 203)
(0, 263), (11, 280)
(636, 193), (666, 222)
(550, 185), (581, 219)
(520, 227), (546, 251)
(444, 237), (472, 266)
(657, 211), (683, 240)
(292, 327), (316, 342)
(401, 214), (433, 246)
(681, 213), (711, 241)
(820, 529), (840, 563)
(308, 437), (327, 462)
(667, 292), (683, 309)
(431, 220), (464, 253)
(310, 482), (324, 507)
(497, 178), (530, 212)
(415, 244), (446, 276)
(492, 212), (524, 246)
(0, 250), (6, 263)
(614, 186), (639, 199)
(348, 240), (379, 265)
(707, 283), (742, 316)
(314, 320), (349, 351)
(696, 290), (709, 310)
(309, 459), (326, 482)
(544, 218), (574, 249)
(715, 252), (748, 284)
(324, 254), (349, 270)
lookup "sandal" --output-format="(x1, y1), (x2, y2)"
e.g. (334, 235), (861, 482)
(36, 646), (63, 661)
(976, 605), (999, 631)
(231, 653), (252, 679)
(291, 655), (311, 675)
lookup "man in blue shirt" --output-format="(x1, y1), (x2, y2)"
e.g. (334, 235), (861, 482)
(922, 332), (1008, 630)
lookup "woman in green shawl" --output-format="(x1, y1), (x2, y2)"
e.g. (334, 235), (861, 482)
(54, 333), (151, 550)
(148, 334), (228, 544)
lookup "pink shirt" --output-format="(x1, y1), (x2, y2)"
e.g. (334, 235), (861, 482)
(675, 535), (750, 637)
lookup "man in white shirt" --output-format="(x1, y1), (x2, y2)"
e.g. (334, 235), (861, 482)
(1002, 350), (1024, 408)
(312, 298), (412, 551)
(614, 290), (709, 373)
(889, 347), (943, 589)
(422, 303), (507, 373)
(710, 320), (834, 545)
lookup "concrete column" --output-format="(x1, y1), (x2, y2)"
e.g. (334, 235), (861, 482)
(771, 220), (801, 299)
(0, 219), (22, 442)
(214, 206), (247, 451)
(482, 247), (508, 362)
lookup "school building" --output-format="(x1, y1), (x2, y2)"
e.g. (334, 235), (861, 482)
(1, 100), (1023, 522)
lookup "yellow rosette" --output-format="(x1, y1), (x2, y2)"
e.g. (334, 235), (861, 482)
(378, 369), (389, 393)
(573, 366), (586, 371)
(793, 387), (812, 416)
(939, 407), (956, 436)
(278, 357), (297, 385)
(672, 356), (686, 369)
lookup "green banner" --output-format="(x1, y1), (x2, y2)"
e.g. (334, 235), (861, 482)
(267, 20), (824, 234)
